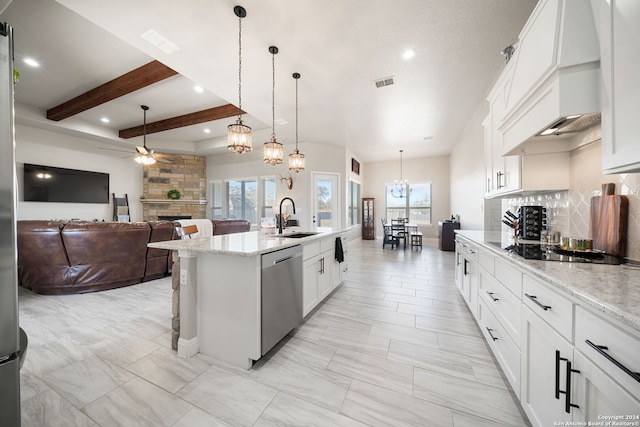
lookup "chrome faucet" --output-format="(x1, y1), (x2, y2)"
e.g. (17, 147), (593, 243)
(278, 197), (296, 234)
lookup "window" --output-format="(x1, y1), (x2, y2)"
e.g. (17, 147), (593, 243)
(348, 180), (361, 226)
(210, 180), (223, 219)
(261, 176), (276, 219)
(385, 182), (431, 225)
(226, 178), (258, 223)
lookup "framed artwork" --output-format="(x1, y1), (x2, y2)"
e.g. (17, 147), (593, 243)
(351, 158), (360, 175)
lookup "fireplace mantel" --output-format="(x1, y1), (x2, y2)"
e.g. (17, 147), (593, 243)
(140, 199), (207, 204)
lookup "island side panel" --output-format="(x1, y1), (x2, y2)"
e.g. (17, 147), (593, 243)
(177, 251), (199, 358)
(197, 252), (261, 368)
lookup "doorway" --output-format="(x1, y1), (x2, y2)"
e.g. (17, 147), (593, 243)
(311, 172), (339, 229)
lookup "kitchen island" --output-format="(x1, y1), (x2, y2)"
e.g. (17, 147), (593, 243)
(148, 228), (348, 368)
(454, 230), (640, 425)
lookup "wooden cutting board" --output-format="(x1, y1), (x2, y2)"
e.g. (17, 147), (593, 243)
(589, 183), (628, 257)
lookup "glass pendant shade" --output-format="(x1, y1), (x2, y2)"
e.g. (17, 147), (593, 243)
(288, 149), (305, 173)
(227, 118), (253, 154)
(264, 138), (283, 165)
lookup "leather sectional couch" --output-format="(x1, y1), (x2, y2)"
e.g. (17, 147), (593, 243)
(17, 219), (251, 295)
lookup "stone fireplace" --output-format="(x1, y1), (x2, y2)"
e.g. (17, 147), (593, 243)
(141, 154), (207, 221)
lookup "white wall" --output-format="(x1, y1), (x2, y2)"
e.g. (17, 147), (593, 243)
(15, 124), (144, 221)
(363, 155), (451, 239)
(206, 142), (349, 229)
(449, 102), (488, 230)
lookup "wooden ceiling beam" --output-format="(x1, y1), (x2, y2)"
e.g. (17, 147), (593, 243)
(118, 104), (243, 139)
(47, 60), (178, 121)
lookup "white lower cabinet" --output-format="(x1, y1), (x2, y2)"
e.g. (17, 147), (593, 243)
(454, 236), (640, 426)
(521, 305), (575, 426)
(454, 236), (479, 316)
(303, 234), (346, 317)
(478, 298), (521, 396)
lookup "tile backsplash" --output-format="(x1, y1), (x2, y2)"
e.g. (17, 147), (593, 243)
(498, 139), (640, 261)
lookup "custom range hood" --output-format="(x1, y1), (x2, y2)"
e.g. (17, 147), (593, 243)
(499, 0), (601, 155)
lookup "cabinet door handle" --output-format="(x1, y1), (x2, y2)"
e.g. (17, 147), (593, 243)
(463, 259), (468, 276)
(487, 177), (491, 192)
(564, 360), (580, 413)
(555, 350), (562, 399)
(525, 293), (551, 311)
(486, 327), (498, 341)
(486, 291), (499, 302)
(585, 340), (640, 383)
(496, 171), (504, 189)
(555, 351), (580, 412)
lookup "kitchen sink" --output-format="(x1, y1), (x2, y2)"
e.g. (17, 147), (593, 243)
(279, 232), (320, 238)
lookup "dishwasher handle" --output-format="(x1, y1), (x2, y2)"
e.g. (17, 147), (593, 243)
(273, 255), (293, 265)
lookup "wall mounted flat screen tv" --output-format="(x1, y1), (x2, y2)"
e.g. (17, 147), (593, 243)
(23, 163), (109, 203)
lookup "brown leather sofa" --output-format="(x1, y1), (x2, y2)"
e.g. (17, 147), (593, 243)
(212, 219), (251, 235)
(17, 219), (251, 295)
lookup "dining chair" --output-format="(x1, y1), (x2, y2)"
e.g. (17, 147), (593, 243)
(175, 224), (198, 239)
(381, 218), (396, 249)
(390, 218), (407, 249)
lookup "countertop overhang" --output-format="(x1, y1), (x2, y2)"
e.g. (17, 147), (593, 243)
(148, 227), (347, 257)
(456, 230), (640, 334)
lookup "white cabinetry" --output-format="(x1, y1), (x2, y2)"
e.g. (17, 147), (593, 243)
(595, 0), (640, 173)
(521, 275), (578, 426)
(303, 234), (347, 317)
(455, 236), (640, 424)
(454, 236), (478, 316)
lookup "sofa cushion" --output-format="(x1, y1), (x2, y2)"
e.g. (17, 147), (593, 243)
(61, 222), (151, 291)
(17, 221), (69, 291)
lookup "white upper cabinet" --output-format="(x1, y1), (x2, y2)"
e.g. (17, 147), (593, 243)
(497, 0), (601, 156)
(595, 0), (640, 173)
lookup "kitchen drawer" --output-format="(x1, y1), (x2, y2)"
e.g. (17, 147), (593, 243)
(522, 274), (573, 342)
(575, 306), (640, 399)
(320, 236), (334, 253)
(495, 258), (522, 297)
(478, 299), (521, 396)
(303, 241), (320, 260)
(479, 249), (495, 275)
(479, 268), (522, 345)
(455, 237), (479, 262)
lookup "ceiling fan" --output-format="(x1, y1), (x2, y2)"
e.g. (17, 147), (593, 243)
(98, 105), (174, 164)
(134, 105), (174, 164)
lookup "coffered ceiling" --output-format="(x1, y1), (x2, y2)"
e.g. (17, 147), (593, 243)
(1, 0), (537, 162)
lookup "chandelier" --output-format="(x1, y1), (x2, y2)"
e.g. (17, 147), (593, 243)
(288, 72), (305, 173)
(134, 105), (156, 165)
(391, 149), (411, 198)
(263, 46), (283, 165)
(227, 5), (252, 154)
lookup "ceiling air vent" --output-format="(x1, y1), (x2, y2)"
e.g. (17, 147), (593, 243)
(374, 77), (395, 88)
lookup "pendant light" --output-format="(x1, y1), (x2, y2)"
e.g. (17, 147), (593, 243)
(391, 149), (411, 198)
(288, 72), (305, 173)
(134, 105), (156, 165)
(263, 46), (283, 165)
(227, 5), (252, 154)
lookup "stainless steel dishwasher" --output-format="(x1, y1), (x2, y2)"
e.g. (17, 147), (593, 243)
(261, 245), (303, 355)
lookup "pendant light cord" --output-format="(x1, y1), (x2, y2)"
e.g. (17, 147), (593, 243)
(295, 76), (299, 150)
(271, 51), (275, 139)
(237, 14), (243, 120)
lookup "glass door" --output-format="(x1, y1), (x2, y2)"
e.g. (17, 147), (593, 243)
(312, 173), (339, 229)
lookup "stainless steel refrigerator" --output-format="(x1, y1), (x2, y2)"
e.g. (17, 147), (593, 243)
(0, 21), (27, 427)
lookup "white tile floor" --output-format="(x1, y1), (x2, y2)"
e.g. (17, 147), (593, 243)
(18, 238), (531, 426)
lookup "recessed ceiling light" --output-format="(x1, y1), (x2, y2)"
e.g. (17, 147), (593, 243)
(24, 58), (39, 67)
(204, 128), (211, 134)
(194, 85), (204, 93)
(101, 117), (110, 123)
(402, 49), (415, 60)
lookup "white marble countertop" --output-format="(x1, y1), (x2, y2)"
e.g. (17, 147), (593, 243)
(148, 227), (347, 257)
(456, 230), (640, 335)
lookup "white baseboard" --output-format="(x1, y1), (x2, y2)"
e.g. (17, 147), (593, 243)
(177, 337), (198, 358)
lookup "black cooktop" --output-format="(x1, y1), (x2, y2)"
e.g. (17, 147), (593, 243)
(490, 242), (627, 265)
